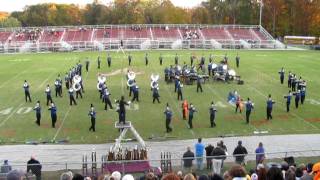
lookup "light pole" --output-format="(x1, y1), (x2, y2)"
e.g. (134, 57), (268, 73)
(259, 0), (263, 27)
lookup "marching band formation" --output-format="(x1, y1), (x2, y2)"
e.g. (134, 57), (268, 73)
(21, 52), (308, 134)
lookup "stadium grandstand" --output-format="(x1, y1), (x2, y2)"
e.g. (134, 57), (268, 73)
(0, 24), (284, 53)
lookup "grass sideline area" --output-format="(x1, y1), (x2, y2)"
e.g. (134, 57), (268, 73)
(0, 50), (319, 144)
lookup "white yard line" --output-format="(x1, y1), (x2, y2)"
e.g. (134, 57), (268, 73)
(0, 103), (24, 128)
(0, 69), (29, 89)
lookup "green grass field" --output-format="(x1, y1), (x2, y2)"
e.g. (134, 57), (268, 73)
(0, 50), (320, 144)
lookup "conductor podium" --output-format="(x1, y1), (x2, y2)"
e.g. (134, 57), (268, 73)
(103, 121), (151, 173)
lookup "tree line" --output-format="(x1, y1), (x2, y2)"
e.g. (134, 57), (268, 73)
(0, 0), (319, 37)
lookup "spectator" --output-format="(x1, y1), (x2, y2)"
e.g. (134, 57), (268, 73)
(1, 160), (12, 174)
(162, 173), (179, 180)
(198, 174), (209, 180)
(183, 173), (195, 180)
(218, 140), (227, 152)
(255, 142), (265, 166)
(209, 173), (223, 180)
(312, 162), (320, 180)
(60, 171), (73, 180)
(195, 138), (205, 170)
(72, 173), (84, 180)
(232, 140), (248, 165)
(267, 166), (284, 180)
(257, 164), (267, 180)
(211, 142), (226, 175)
(228, 165), (247, 179)
(111, 171), (121, 180)
(27, 155), (42, 180)
(6, 170), (24, 180)
(301, 163), (313, 180)
(122, 174), (134, 180)
(205, 144), (214, 170)
(182, 147), (194, 172)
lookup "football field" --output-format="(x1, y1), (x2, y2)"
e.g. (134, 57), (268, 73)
(0, 50), (320, 144)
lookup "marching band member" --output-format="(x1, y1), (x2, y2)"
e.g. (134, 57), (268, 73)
(266, 94), (275, 120)
(235, 95), (242, 113)
(182, 99), (188, 120)
(164, 103), (173, 133)
(33, 101), (41, 126)
(68, 87), (77, 106)
(293, 90), (301, 109)
(152, 85), (160, 104)
(278, 67), (285, 84)
(235, 53), (240, 68)
(245, 98), (254, 124)
(64, 73), (70, 89)
(175, 53), (179, 65)
(54, 79), (61, 98)
(77, 61), (83, 76)
(301, 86), (306, 105)
(48, 102), (57, 128)
(208, 61), (212, 76)
(97, 56), (101, 69)
(128, 52), (132, 66)
(145, 53), (149, 66)
(291, 74), (297, 91)
(284, 90), (292, 112)
(159, 53), (163, 66)
(190, 53), (194, 66)
(45, 85), (53, 106)
(85, 58), (90, 72)
(131, 85), (139, 102)
(288, 71), (293, 88)
(88, 104), (96, 132)
(23, 80), (32, 102)
(209, 102), (217, 127)
(75, 84), (83, 99)
(103, 87), (113, 110)
(116, 96), (130, 124)
(107, 53), (112, 67)
(188, 103), (197, 129)
(196, 75), (203, 93)
(177, 80), (183, 100)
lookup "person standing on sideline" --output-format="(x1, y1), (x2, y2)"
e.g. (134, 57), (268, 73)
(182, 147), (194, 172)
(266, 94), (275, 120)
(279, 67), (285, 84)
(209, 102), (217, 127)
(245, 98), (254, 124)
(23, 80), (32, 102)
(205, 144), (214, 170)
(33, 101), (41, 126)
(27, 155), (42, 180)
(195, 138), (205, 170)
(48, 102), (57, 128)
(164, 103), (173, 133)
(232, 140), (248, 165)
(255, 142), (265, 166)
(88, 104), (96, 132)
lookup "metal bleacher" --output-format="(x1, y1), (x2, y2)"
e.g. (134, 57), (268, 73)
(0, 24), (281, 53)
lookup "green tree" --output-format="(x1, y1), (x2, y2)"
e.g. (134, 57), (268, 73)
(0, 17), (21, 27)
